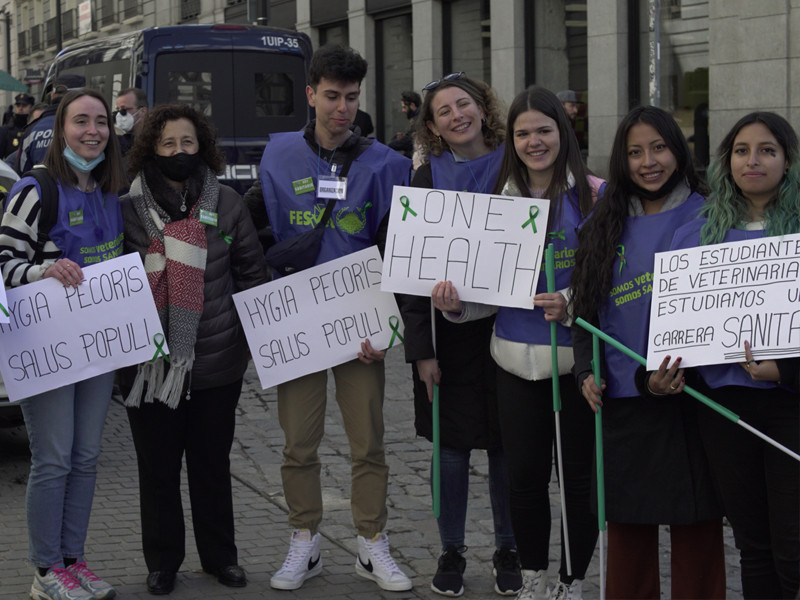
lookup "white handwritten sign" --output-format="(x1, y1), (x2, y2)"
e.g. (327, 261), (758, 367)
(647, 234), (800, 369)
(0, 253), (168, 401)
(0, 278), (8, 324)
(381, 186), (550, 309)
(233, 246), (404, 390)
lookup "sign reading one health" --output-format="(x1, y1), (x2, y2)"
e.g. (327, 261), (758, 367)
(381, 186), (550, 309)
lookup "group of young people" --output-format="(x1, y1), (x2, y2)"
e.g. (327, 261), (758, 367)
(0, 41), (797, 600)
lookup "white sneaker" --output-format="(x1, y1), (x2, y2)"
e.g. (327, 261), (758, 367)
(270, 529), (323, 590)
(30, 566), (94, 600)
(66, 560), (116, 599)
(516, 569), (549, 600)
(355, 532), (413, 591)
(551, 579), (583, 600)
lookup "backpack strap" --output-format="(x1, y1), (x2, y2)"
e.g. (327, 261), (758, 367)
(22, 166), (59, 265)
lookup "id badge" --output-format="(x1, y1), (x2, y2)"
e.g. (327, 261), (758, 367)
(317, 175), (347, 200)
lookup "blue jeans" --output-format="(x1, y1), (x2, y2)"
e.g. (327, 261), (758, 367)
(434, 445), (516, 550)
(20, 372), (114, 567)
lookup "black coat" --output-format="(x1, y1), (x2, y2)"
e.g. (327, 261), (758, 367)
(120, 176), (268, 391)
(399, 162), (502, 451)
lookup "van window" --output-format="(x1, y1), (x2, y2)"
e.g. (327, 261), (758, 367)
(154, 50), (306, 139)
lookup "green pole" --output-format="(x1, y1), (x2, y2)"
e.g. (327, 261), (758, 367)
(591, 334), (606, 532)
(575, 317), (800, 462)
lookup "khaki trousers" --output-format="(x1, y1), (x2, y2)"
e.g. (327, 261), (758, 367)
(277, 358), (388, 537)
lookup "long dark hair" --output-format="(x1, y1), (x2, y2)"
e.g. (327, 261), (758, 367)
(43, 88), (125, 193)
(702, 111), (800, 243)
(492, 85), (593, 222)
(127, 103), (226, 176)
(415, 74), (505, 160)
(570, 106), (705, 320)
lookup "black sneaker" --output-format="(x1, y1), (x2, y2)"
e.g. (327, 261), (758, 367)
(492, 547), (522, 596)
(431, 546), (467, 597)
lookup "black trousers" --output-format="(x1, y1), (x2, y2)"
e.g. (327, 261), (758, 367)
(126, 378), (243, 573)
(496, 368), (598, 582)
(699, 385), (799, 599)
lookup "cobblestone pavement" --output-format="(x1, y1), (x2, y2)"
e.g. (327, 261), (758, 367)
(0, 350), (743, 599)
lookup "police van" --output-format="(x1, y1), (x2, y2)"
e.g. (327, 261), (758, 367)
(43, 24), (313, 193)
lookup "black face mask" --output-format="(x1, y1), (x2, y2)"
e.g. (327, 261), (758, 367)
(629, 169), (684, 202)
(13, 113), (28, 128)
(154, 152), (202, 182)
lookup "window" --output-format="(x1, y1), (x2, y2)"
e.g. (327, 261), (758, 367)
(98, 0), (116, 27)
(121, 0), (142, 20)
(181, 0), (201, 21)
(62, 9), (76, 40)
(254, 72), (295, 117)
(167, 71), (213, 116)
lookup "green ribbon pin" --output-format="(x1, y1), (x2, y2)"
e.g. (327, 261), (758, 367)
(218, 230), (233, 245)
(399, 196), (418, 221)
(0, 302), (8, 318)
(616, 244), (627, 275)
(388, 315), (404, 348)
(151, 332), (170, 363)
(522, 206), (540, 234)
(548, 229), (566, 241)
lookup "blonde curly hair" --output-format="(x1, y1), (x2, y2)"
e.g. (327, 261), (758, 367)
(415, 75), (505, 162)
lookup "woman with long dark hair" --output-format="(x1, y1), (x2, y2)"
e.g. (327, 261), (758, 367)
(120, 104), (267, 595)
(665, 112), (799, 598)
(432, 85), (602, 600)
(0, 88), (125, 600)
(569, 106), (725, 599)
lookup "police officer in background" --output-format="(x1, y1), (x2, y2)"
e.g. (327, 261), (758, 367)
(0, 93), (34, 161)
(14, 74), (85, 174)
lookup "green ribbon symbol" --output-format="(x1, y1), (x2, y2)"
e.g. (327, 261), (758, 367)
(218, 230), (233, 245)
(522, 206), (540, 234)
(399, 196), (418, 221)
(616, 244), (627, 275)
(548, 229), (566, 241)
(151, 332), (170, 363)
(0, 302), (8, 318)
(388, 315), (404, 348)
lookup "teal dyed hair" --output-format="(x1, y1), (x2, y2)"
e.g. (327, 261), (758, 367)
(701, 112), (800, 244)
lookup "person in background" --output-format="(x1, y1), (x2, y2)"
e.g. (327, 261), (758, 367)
(114, 87), (148, 156)
(400, 72), (521, 597)
(431, 85), (602, 600)
(0, 92), (34, 159)
(568, 105), (725, 599)
(120, 103), (267, 595)
(353, 107), (374, 137)
(254, 43), (412, 593)
(665, 111), (800, 598)
(388, 90), (421, 159)
(16, 74), (85, 175)
(555, 91), (581, 125)
(0, 88), (126, 600)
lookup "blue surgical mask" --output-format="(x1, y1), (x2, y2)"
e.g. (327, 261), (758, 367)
(63, 143), (105, 174)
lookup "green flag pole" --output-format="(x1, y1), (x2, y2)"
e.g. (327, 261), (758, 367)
(546, 244), (572, 575)
(590, 331), (607, 600)
(431, 300), (441, 519)
(575, 318), (800, 462)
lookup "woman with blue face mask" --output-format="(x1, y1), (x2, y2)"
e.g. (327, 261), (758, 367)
(0, 88), (126, 600)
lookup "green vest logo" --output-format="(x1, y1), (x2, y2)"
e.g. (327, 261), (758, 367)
(335, 202), (372, 235)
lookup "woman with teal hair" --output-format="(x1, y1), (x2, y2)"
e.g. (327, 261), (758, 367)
(664, 111), (800, 598)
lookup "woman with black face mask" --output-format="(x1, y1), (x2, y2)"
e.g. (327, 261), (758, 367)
(118, 104), (268, 595)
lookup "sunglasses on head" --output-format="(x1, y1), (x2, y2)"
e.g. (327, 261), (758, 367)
(423, 72), (466, 91)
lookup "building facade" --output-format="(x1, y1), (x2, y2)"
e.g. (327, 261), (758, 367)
(2, 0), (799, 175)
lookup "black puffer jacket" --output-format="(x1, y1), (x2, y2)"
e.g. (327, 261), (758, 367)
(120, 173), (268, 391)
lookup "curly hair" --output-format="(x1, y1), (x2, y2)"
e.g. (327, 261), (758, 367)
(126, 103), (225, 176)
(570, 106), (706, 321)
(492, 85), (594, 223)
(308, 44), (367, 89)
(42, 88), (125, 194)
(701, 111), (800, 244)
(415, 75), (505, 161)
